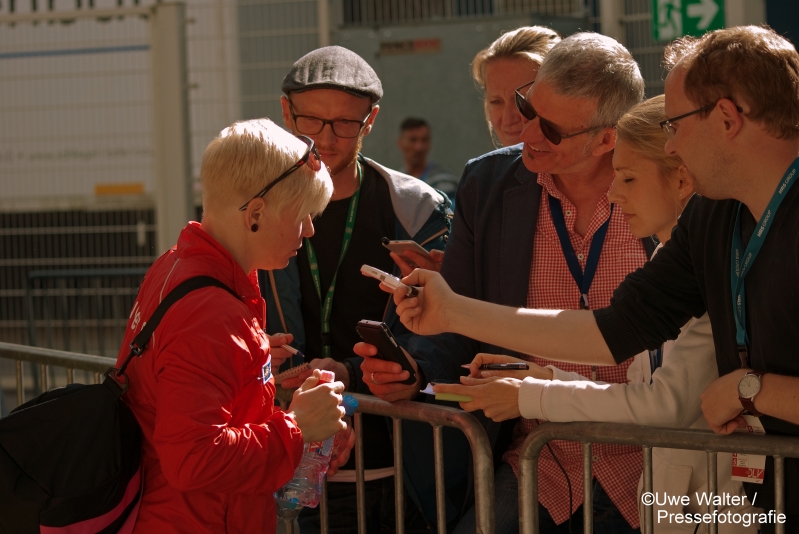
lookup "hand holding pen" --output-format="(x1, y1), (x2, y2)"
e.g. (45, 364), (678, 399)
(464, 353), (554, 380)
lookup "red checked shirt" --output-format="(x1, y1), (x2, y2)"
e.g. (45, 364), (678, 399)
(502, 172), (648, 528)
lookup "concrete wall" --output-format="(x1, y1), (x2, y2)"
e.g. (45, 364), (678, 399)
(332, 15), (587, 177)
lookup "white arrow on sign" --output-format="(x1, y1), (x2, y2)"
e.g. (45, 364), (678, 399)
(687, 0), (719, 29)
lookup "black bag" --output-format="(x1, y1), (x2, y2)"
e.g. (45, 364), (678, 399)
(0, 276), (237, 534)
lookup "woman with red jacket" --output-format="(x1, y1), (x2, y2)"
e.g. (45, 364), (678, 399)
(115, 118), (348, 533)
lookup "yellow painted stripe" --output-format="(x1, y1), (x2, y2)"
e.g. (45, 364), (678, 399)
(94, 183), (145, 196)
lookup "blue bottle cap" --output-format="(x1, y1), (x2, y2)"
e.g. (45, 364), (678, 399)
(341, 395), (358, 416)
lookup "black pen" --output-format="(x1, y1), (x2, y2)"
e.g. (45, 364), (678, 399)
(479, 363), (529, 370)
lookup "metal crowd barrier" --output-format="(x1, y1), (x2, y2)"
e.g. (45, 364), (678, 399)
(0, 342), (495, 534)
(519, 421), (799, 534)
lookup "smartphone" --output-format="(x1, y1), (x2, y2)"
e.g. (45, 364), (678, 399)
(360, 264), (418, 297)
(355, 320), (417, 385)
(381, 238), (433, 262)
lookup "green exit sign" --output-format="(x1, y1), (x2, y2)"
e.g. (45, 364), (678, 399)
(652, 0), (725, 41)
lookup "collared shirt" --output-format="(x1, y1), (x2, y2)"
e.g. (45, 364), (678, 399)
(502, 172), (648, 527)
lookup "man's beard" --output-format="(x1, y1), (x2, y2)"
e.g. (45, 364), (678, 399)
(326, 135), (364, 177)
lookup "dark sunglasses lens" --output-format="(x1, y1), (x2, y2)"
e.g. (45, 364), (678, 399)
(515, 92), (536, 121)
(539, 120), (562, 145)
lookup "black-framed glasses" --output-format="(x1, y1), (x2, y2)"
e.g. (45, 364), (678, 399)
(514, 81), (603, 145)
(288, 99), (371, 139)
(239, 135), (321, 211)
(659, 101), (743, 138)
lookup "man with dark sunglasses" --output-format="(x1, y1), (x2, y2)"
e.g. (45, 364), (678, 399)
(358, 32), (650, 534)
(256, 45), (452, 533)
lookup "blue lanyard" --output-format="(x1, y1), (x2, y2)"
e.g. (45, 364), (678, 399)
(548, 194), (614, 310)
(730, 157), (798, 367)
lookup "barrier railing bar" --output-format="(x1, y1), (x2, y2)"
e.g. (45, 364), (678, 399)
(354, 411), (366, 534)
(15, 360), (23, 406)
(642, 446), (653, 534)
(66, 368), (74, 385)
(350, 394), (495, 534)
(320, 479), (329, 534)
(2, 346), (495, 534)
(520, 422), (799, 534)
(775, 455), (785, 534)
(582, 443), (592, 534)
(0, 342), (116, 373)
(707, 451), (718, 534)
(393, 417), (405, 534)
(433, 424), (446, 534)
(40, 363), (48, 393)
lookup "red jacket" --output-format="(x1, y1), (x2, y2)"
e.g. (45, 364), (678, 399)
(115, 222), (304, 534)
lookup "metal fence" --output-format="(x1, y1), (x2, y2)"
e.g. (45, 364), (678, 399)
(340, 0), (585, 25)
(519, 421), (799, 534)
(4, 341), (798, 534)
(620, 0), (668, 97)
(0, 341), (496, 534)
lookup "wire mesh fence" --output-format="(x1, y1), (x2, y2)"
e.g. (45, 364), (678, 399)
(340, 0), (584, 25)
(622, 0), (668, 97)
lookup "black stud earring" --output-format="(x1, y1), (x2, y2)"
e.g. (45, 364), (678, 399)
(251, 223), (258, 232)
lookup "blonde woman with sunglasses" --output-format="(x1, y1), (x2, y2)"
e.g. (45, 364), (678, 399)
(114, 119), (352, 534)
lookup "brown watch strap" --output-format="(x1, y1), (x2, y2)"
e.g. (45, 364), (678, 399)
(739, 371), (764, 417)
(739, 397), (762, 417)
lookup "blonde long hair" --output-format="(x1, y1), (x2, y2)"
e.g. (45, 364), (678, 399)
(615, 95), (682, 181)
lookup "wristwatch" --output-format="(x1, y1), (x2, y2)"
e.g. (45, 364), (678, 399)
(737, 371), (764, 417)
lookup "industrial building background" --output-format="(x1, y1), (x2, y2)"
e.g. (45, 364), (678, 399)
(0, 0), (793, 412)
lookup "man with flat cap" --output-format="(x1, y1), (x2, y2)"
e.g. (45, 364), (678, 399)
(258, 46), (452, 532)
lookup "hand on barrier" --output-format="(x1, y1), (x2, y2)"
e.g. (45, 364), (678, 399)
(281, 358), (349, 390)
(328, 424), (355, 477)
(433, 376), (522, 422)
(468, 353), (553, 380)
(390, 250), (444, 277)
(267, 332), (295, 369)
(700, 369), (750, 434)
(355, 342), (421, 402)
(287, 370), (346, 443)
(381, 269), (455, 336)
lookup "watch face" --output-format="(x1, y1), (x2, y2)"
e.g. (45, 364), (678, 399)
(738, 375), (761, 398)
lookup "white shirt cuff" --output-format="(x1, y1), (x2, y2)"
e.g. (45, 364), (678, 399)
(519, 377), (548, 420)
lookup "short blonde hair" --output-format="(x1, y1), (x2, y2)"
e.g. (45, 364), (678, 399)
(616, 95), (682, 180)
(471, 26), (560, 143)
(471, 26), (561, 91)
(664, 25), (799, 140)
(200, 118), (332, 219)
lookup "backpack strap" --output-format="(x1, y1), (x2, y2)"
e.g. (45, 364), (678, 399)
(108, 276), (239, 394)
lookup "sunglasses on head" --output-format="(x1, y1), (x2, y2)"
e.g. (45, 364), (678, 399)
(514, 81), (603, 145)
(239, 135), (321, 211)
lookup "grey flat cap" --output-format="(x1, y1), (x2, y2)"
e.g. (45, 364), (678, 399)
(282, 46), (383, 103)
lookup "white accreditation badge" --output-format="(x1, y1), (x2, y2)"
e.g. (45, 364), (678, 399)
(731, 415), (766, 484)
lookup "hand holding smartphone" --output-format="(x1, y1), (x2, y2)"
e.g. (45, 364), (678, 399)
(355, 320), (417, 385)
(381, 238), (433, 263)
(360, 265), (418, 297)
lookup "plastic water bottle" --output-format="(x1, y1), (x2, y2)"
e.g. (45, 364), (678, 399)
(275, 370), (358, 513)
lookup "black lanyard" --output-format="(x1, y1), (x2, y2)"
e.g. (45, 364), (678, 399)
(548, 194), (613, 310)
(305, 162), (362, 358)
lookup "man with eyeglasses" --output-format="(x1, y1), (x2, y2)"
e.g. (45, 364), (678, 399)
(257, 45), (451, 533)
(358, 33), (653, 533)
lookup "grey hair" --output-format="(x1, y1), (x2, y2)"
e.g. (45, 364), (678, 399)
(536, 32), (645, 128)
